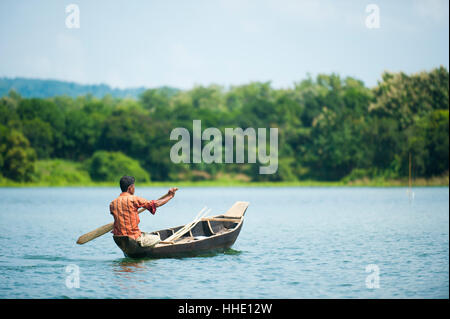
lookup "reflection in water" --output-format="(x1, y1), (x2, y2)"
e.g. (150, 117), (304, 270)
(223, 248), (243, 255)
(112, 258), (152, 274)
(191, 248), (243, 258)
(109, 249), (244, 292)
(111, 258), (156, 292)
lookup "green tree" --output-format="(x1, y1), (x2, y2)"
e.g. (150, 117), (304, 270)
(16, 98), (65, 157)
(21, 118), (54, 158)
(0, 127), (36, 181)
(368, 67), (449, 177)
(407, 110), (449, 177)
(87, 150), (150, 182)
(369, 67), (449, 129)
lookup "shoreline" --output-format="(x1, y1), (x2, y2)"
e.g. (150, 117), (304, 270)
(1, 177), (448, 188)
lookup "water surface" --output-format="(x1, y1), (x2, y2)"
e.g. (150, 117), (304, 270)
(0, 187), (448, 298)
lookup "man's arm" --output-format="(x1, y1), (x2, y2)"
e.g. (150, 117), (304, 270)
(154, 187), (178, 207)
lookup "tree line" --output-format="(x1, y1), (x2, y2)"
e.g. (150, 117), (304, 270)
(0, 67), (448, 183)
(0, 77), (180, 99)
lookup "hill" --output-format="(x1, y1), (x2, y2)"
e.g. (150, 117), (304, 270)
(0, 77), (179, 99)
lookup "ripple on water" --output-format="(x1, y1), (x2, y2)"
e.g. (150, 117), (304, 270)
(0, 187), (448, 298)
(22, 254), (82, 263)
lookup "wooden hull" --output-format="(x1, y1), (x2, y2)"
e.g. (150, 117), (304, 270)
(113, 202), (249, 259)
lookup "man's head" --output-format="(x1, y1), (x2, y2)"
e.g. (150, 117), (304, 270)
(120, 175), (135, 194)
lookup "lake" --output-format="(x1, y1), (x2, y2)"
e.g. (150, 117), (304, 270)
(0, 187), (448, 298)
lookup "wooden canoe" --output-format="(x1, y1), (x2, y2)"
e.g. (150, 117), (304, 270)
(113, 201), (249, 259)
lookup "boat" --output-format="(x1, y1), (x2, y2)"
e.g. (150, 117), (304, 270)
(113, 201), (249, 259)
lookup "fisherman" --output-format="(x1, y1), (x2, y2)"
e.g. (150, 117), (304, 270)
(110, 175), (178, 247)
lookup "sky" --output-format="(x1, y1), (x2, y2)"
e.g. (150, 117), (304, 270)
(0, 0), (449, 89)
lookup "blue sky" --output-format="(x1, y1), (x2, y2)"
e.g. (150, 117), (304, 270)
(0, 0), (448, 89)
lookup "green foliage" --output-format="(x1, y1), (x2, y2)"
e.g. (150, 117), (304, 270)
(366, 67), (449, 178)
(32, 159), (92, 185)
(0, 68), (448, 184)
(369, 66), (449, 128)
(408, 109), (449, 176)
(21, 118), (54, 158)
(0, 127), (36, 181)
(87, 151), (150, 182)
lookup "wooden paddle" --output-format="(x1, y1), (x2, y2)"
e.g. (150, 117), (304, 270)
(76, 191), (174, 245)
(76, 207), (146, 245)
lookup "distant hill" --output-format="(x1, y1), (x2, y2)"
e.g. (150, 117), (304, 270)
(0, 77), (179, 99)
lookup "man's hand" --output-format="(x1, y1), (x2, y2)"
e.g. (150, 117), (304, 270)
(168, 187), (178, 197)
(154, 187), (178, 208)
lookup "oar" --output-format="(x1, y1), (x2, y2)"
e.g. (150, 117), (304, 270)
(76, 208), (146, 245)
(166, 208), (211, 242)
(76, 192), (171, 245)
(166, 207), (207, 240)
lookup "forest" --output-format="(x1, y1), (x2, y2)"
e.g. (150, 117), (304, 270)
(0, 67), (448, 185)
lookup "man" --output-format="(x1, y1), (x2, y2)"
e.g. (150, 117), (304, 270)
(110, 175), (178, 247)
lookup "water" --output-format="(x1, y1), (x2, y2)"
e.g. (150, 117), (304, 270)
(0, 187), (448, 299)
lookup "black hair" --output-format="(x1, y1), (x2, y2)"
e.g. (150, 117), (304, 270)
(120, 175), (135, 192)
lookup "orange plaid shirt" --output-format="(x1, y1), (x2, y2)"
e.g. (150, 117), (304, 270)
(110, 192), (157, 239)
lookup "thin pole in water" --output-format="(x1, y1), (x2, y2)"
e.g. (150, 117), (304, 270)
(408, 152), (415, 202)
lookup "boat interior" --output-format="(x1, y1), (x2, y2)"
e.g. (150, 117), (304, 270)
(152, 215), (241, 245)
